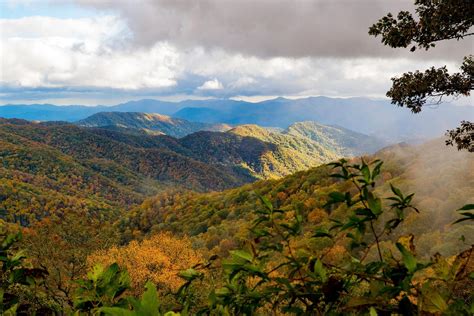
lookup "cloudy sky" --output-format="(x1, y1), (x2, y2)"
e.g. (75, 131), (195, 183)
(0, 0), (471, 105)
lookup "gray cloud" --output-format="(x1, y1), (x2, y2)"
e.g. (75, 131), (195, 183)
(77, 0), (471, 60)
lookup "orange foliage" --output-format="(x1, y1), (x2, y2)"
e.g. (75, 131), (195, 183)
(307, 208), (327, 224)
(88, 232), (203, 294)
(324, 245), (348, 265)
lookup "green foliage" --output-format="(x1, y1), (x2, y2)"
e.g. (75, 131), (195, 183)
(0, 229), (54, 314)
(369, 0), (473, 51)
(74, 263), (131, 311)
(1, 156), (473, 315)
(453, 204), (474, 224)
(73, 262), (180, 315)
(173, 158), (473, 314)
(369, 0), (473, 152)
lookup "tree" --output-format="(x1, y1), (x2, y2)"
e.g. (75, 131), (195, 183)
(87, 233), (203, 295)
(369, 0), (473, 152)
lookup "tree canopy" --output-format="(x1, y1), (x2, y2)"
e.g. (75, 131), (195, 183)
(369, 0), (473, 152)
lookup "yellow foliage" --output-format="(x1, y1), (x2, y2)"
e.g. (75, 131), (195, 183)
(88, 232), (203, 294)
(307, 208), (327, 224)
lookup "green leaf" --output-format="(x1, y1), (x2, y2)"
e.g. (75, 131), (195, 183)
(328, 192), (346, 203)
(137, 282), (160, 315)
(179, 268), (200, 281)
(458, 204), (474, 211)
(390, 184), (403, 199)
(258, 195), (273, 211)
(99, 307), (134, 316)
(427, 292), (448, 312)
(367, 192), (382, 216)
(369, 307), (378, 316)
(230, 250), (253, 262)
(396, 243), (417, 273)
(313, 228), (332, 238)
(314, 259), (327, 282)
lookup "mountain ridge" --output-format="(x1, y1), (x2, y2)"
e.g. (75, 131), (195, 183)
(2, 96), (472, 143)
(75, 112), (231, 138)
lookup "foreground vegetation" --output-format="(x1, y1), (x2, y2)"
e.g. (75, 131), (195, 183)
(1, 155), (472, 315)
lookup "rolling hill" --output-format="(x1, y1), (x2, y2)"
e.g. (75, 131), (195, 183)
(0, 117), (388, 225)
(122, 138), (474, 259)
(0, 119), (257, 225)
(78, 113), (386, 179)
(76, 112), (231, 137)
(284, 121), (386, 156)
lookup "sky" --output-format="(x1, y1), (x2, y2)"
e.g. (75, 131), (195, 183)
(0, 0), (472, 105)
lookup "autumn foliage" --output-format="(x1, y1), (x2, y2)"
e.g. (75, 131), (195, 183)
(87, 232), (203, 295)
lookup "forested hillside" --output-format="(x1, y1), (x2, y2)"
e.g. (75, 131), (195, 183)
(285, 121), (386, 156)
(0, 119), (255, 224)
(2, 133), (472, 314)
(0, 118), (384, 204)
(122, 138), (473, 258)
(76, 112), (231, 137)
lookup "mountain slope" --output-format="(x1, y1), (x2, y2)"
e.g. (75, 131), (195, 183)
(122, 138), (474, 258)
(227, 124), (339, 178)
(0, 121), (252, 194)
(284, 121), (386, 156)
(76, 112), (231, 137)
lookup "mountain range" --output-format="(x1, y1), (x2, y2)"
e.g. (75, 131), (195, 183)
(0, 116), (385, 224)
(2, 96), (472, 142)
(76, 111), (387, 176)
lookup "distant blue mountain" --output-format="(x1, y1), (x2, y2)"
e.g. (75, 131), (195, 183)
(0, 99), (178, 122)
(1, 96), (472, 142)
(174, 97), (473, 142)
(0, 104), (107, 122)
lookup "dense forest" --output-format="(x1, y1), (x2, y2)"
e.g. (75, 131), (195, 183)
(1, 133), (472, 314)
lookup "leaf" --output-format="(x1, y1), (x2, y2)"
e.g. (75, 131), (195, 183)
(137, 282), (160, 315)
(314, 259), (327, 282)
(355, 207), (375, 218)
(98, 307), (134, 316)
(458, 204), (474, 211)
(367, 192), (382, 216)
(258, 195), (273, 211)
(369, 307), (378, 316)
(179, 268), (200, 281)
(396, 243), (417, 273)
(372, 160), (383, 179)
(361, 164), (371, 183)
(230, 250), (253, 262)
(313, 228), (332, 238)
(390, 184), (403, 199)
(428, 292), (448, 312)
(328, 192), (346, 203)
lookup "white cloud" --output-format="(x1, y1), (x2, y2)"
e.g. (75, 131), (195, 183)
(0, 14), (466, 104)
(229, 77), (256, 89)
(0, 16), (179, 90)
(197, 78), (223, 90)
(76, 0), (470, 60)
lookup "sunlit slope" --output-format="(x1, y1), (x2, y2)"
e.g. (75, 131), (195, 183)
(76, 112), (231, 137)
(123, 138), (473, 257)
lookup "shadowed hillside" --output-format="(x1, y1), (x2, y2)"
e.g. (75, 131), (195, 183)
(76, 112), (231, 137)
